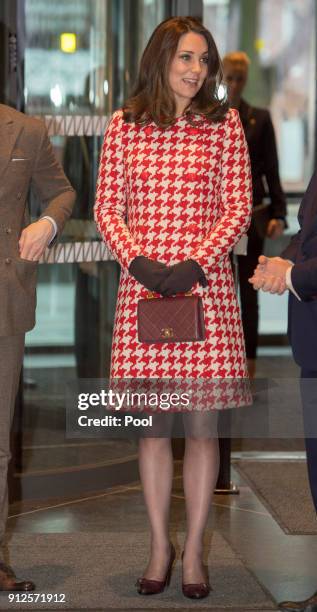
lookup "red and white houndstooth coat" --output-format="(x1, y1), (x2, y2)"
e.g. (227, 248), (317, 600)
(95, 108), (252, 380)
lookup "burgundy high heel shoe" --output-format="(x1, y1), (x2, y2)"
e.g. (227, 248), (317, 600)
(181, 551), (211, 599)
(136, 543), (176, 595)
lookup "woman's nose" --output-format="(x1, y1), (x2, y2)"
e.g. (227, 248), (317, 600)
(192, 61), (202, 74)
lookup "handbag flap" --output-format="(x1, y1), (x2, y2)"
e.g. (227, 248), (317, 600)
(137, 295), (205, 343)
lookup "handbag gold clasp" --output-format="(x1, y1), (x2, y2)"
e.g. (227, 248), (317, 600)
(146, 291), (193, 299)
(161, 327), (174, 338)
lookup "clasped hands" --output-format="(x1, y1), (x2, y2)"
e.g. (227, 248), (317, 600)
(129, 256), (207, 297)
(249, 255), (292, 294)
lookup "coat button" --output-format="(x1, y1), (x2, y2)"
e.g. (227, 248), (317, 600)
(5, 257), (11, 264)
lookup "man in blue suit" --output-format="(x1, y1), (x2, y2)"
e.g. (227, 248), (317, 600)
(250, 170), (317, 611)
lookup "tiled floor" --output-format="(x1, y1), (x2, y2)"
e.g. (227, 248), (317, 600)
(7, 349), (317, 609)
(7, 460), (317, 607)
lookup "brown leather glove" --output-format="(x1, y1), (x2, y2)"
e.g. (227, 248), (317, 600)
(158, 260), (207, 297)
(129, 256), (171, 292)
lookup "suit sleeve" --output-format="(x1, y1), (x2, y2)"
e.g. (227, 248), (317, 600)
(263, 111), (287, 220)
(31, 122), (75, 237)
(189, 109), (252, 274)
(281, 178), (314, 298)
(94, 111), (142, 270)
(281, 230), (302, 262)
(281, 183), (307, 261)
(290, 258), (317, 300)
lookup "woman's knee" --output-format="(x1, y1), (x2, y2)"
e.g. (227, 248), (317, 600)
(185, 436), (218, 448)
(139, 437), (171, 450)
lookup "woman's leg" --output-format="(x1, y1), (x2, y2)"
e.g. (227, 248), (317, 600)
(138, 436), (174, 579)
(182, 428), (220, 583)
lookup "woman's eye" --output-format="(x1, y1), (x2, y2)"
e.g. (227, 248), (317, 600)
(180, 54), (191, 61)
(201, 57), (209, 64)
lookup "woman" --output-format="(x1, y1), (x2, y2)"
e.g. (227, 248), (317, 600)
(95, 17), (252, 599)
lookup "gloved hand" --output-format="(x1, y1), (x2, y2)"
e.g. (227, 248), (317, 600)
(158, 259), (207, 297)
(129, 255), (171, 292)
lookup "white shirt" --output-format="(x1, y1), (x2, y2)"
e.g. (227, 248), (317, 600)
(41, 216), (57, 244)
(285, 264), (301, 301)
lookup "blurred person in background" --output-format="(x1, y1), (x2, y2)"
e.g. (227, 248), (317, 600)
(223, 51), (287, 378)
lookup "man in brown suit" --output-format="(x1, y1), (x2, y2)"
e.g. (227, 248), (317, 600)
(0, 103), (75, 590)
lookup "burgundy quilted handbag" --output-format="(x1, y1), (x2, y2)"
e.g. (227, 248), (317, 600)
(137, 293), (206, 344)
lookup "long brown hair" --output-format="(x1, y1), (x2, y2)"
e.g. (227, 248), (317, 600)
(123, 17), (228, 127)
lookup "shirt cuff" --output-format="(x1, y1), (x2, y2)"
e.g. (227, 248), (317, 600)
(41, 216), (57, 244)
(285, 264), (301, 301)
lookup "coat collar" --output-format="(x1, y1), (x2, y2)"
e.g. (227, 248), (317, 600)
(0, 104), (24, 179)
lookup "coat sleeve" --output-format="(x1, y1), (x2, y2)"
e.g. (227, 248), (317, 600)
(94, 110), (142, 270)
(30, 120), (75, 238)
(188, 109), (252, 274)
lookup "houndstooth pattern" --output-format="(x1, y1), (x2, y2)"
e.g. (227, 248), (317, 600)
(95, 109), (252, 382)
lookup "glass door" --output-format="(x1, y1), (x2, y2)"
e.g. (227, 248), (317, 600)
(19, 0), (169, 491)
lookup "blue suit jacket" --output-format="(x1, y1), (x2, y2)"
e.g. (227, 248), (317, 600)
(282, 170), (317, 368)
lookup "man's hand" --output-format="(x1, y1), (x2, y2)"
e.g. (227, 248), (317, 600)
(266, 219), (285, 239)
(249, 255), (291, 294)
(19, 219), (54, 261)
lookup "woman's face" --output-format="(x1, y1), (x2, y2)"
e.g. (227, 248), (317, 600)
(168, 32), (209, 115)
(223, 63), (248, 107)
